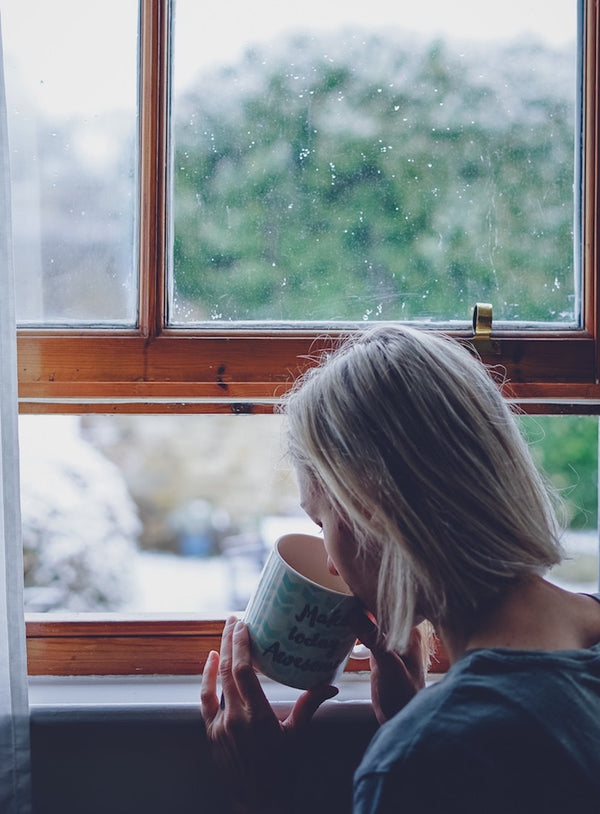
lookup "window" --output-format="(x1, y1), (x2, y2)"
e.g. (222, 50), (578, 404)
(5, 0), (600, 675)
(5, 0), (138, 325)
(171, 1), (579, 327)
(9, 0), (597, 414)
(21, 411), (600, 676)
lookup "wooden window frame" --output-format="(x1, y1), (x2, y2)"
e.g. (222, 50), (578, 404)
(17, 0), (600, 675)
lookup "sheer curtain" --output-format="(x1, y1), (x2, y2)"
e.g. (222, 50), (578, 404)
(0, 11), (33, 814)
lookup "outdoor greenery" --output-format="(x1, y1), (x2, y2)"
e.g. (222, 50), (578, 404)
(173, 33), (575, 324)
(170, 32), (597, 530)
(519, 415), (598, 530)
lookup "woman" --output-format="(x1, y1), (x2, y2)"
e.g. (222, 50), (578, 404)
(201, 325), (600, 813)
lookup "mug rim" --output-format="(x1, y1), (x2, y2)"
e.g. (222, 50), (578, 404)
(275, 532), (353, 598)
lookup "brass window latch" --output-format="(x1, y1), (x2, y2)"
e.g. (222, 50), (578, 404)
(471, 303), (501, 355)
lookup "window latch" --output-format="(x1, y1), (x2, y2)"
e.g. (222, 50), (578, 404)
(471, 303), (501, 355)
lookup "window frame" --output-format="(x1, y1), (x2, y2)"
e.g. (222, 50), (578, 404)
(17, 0), (600, 675)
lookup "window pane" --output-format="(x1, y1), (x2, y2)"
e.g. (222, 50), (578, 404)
(170, 0), (579, 326)
(19, 414), (316, 613)
(19, 413), (597, 614)
(4, 0), (138, 326)
(518, 414), (599, 593)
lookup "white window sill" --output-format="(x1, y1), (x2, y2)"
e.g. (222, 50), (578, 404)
(28, 671), (375, 708)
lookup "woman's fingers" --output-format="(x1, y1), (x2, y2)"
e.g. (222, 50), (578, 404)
(400, 625), (427, 683)
(284, 684), (339, 731)
(352, 609), (380, 652)
(218, 615), (248, 717)
(200, 618), (295, 814)
(230, 620), (273, 717)
(351, 611), (429, 724)
(354, 609), (428, 682)
(218, 615), (237, 674)
(229, 621), (339, 732)
(202, 617), (337, 737)
(200, 649), (221, 723)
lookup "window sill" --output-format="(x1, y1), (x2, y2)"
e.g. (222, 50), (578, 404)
(28, 671), (376, 708)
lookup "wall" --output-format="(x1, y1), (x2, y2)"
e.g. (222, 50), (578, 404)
(30, 701), (378, 814)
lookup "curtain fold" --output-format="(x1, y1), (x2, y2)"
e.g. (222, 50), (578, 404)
(0, 10), (33, 814)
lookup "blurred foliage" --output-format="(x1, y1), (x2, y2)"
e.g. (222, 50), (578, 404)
(172, 34), (575, 323)
(172, 32), (594, 530)
(518, 415), (598, 530)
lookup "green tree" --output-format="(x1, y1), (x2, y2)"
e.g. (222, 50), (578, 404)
(172, 34), (575, 324)
(519, 415), (598, 530)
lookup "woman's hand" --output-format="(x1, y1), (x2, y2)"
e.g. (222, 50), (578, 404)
(354, 613), (429, 725)
(200, 616), (338, 814)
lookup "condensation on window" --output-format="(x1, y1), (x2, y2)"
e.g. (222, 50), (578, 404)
(4, 0), (138, 326)
(170, 0), (579, 327)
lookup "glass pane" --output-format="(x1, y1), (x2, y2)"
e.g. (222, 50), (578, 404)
(4, 0), (138, 326)
(518, 414), (599, 593)
(170, 0), (579, 326)
(19, 414), (317, 613)
(19, 413), (597, 614)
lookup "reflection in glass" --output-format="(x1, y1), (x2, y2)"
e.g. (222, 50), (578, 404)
(171, 0), (578, 326)
(4, 0), (138, 325)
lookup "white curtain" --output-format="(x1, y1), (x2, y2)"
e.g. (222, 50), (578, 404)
(0, 10), (32, 814)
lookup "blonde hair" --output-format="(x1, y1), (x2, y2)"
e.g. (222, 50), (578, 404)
(282, 326), (564, 652)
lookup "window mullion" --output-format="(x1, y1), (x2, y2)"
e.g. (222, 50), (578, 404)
(583, 0), (599, 345)
(138, 0), (170, 339)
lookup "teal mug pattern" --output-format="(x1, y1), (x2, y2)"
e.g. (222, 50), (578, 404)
(244, 533), (363, 689)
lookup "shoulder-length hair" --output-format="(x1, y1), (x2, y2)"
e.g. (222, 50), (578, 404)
(281, 325), (564, 651)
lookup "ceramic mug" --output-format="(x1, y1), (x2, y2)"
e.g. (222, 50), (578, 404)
(243, 532), (366, 689)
